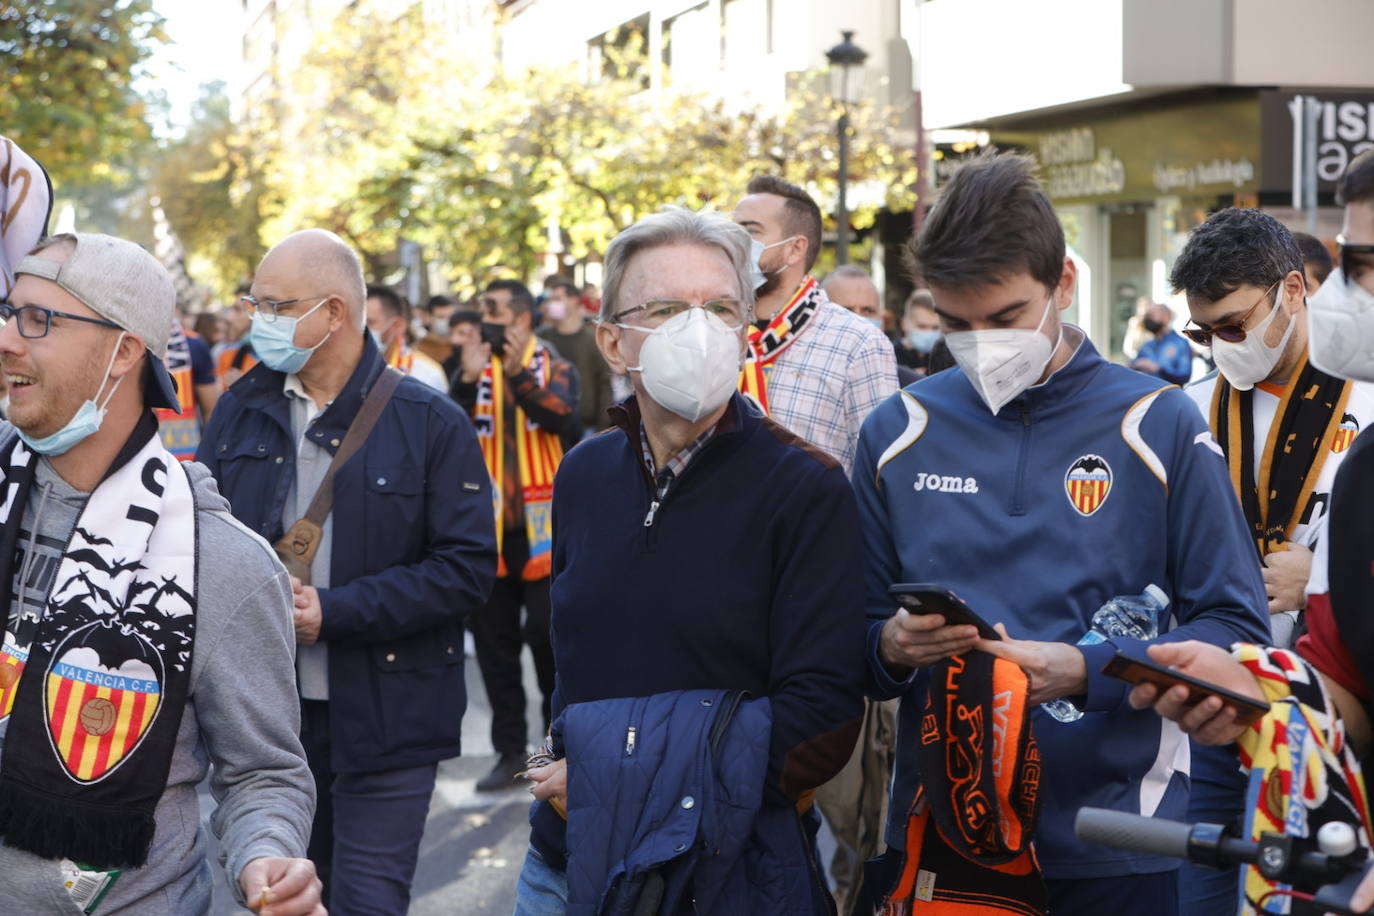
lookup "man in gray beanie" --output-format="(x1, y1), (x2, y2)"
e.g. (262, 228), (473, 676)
(0, 233), (320, 915)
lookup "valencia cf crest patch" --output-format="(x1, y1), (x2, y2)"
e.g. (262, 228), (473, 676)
(1065, 455), (1112, 516)
(1331, 413), (1359, 453)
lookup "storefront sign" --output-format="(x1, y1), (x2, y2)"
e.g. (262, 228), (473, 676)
(994, 96), (1262, 204)
(1260, 91), (1374, 194)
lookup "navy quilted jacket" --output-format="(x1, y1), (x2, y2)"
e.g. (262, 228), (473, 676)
(560, 689), (827, 915)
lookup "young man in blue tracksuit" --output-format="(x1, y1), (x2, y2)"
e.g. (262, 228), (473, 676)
(852, 152), (1271, 914)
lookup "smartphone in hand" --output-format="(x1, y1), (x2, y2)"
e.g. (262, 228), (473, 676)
(888, 584), (1001, 641)
(1101, 650), (1270, 727)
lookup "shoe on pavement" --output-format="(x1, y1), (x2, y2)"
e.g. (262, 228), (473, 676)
(475, 752), (527, 792)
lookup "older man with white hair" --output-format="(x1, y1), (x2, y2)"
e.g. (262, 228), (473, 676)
(517, 208), (864, 914)
(197, 229), (498, 915)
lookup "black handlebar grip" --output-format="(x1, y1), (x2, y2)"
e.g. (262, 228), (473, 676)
(1075, 807), (1192, 859)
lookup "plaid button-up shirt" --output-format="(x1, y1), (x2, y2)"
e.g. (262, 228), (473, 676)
(639, 423), (716, 502)
(762, 292), (899, 474)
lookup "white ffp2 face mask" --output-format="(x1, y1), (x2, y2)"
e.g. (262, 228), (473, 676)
(1309, 268), (1374, 382)
(1210, 288), (1296, 391)
(620, 309), (743, 422)
(944, 291), (1061, 415)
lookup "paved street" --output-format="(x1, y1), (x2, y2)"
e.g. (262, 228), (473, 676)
(208, 645), (545, 915)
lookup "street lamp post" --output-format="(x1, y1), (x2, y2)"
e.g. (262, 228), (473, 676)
(825, 30), (868, 266)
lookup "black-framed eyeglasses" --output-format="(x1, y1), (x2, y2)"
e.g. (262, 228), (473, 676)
(0, 300), (123, 340)
(1337, 235), (1374, 286)
(1181, 280), (1281, 346)
(610, 298), (747, 328)
(239, 294), (329, 323)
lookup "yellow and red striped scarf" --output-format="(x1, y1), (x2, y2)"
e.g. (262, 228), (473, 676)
(738, 276), (823, 413)
(475, 339), (563, 580)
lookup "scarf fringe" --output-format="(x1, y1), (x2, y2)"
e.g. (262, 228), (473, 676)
(0, 777), (156, 868)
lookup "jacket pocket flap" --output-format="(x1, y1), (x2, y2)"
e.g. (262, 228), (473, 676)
(365, 462), (422, 495)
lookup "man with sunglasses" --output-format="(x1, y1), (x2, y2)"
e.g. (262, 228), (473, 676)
(198, 229), (497, 915)
(0, 234), (321, 914)
(1173, 208), (1374, 644)
(1169, 207), (1374, 915)
(1128, 150), (1374, 916)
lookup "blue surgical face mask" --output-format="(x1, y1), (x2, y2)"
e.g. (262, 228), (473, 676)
(368, 327), (386, 353)
(748, 236), (799, 291)
(907, 329), (941, 354)
(17, 333), (127, 456)
(251, 297), (332, 375)
(865, 316), (885, 330)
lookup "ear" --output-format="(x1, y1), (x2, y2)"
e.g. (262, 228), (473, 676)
(786, 234), (809, 268)
(596, 321), (629, 375)
(1053, 256), (1077, 310)
(109, 332), (147, 381)
(1283, 269), (1306, 311)
(323, 295), (350, 333)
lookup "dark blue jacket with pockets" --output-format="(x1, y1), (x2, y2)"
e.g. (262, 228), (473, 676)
(195, 334), (498, 772)
(559, 690), (830, 915)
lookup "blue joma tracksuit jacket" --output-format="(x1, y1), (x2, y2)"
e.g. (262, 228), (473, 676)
(851, 329), (1270, 880)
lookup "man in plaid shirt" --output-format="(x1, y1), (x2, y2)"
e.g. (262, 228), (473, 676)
(733, 176), (897, 474)
(733, 176), (898, 911)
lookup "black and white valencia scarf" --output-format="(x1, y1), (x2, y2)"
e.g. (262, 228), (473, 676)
(0, 417), (197, 868)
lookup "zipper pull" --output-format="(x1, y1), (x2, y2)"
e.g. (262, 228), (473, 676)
(625, 726), (637, 756)
(643, 499), (660, 527)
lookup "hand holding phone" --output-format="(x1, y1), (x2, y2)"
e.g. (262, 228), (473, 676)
(887, 584), (1001, 641)
(1106, 649), (1270, 728)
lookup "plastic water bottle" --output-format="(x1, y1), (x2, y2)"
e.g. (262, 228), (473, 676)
(1041, 584), (1170, 723)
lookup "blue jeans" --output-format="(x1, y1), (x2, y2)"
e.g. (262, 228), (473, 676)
(1046, 869), (1178, 916)
(1179, 744), (1249, 916)
(514, 846), (569, 915)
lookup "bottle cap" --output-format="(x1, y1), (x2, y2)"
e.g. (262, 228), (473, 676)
(1143, 584), (1169, 610)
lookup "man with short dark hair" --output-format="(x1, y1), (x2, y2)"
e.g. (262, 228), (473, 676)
(853, 152), (1269, 914)
(451, 278), (577, 791)
(1293, 231), (1334, 294)
(733, 175), (896, 473)
(0, 233), (320, 914)
(1129, 149), (1374, 915)
(1169, 207), (1374, 913)
(537, 278), (612, 443)
(364, 285), (448, 392)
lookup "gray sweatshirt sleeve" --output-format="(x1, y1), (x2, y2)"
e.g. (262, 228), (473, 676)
(198, 564), (315, 900)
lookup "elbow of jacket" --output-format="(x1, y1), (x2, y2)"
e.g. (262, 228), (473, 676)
(778, 717), (862, 800)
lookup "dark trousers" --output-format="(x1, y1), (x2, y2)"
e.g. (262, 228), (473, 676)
(300, 699), (439, 916)
(469, 528), (556, 756)
(1046, 869), (1179, 916)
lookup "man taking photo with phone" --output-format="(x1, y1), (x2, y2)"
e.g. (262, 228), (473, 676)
(451, 279), (578, 792)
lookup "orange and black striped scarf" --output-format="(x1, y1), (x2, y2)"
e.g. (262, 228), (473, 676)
(155, 321), (199, 461)
(738, 276), (823, 413)
(474, 339), (563, 580)
(1209, 353), (1351, 558)
(882, 650), (1046, 915)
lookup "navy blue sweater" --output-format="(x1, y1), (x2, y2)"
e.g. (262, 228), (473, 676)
(530, 394), (866, 866)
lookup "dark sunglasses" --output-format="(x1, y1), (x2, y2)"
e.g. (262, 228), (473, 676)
(1337, 235), (1374, 285)
(1181, 280), (1281, 346)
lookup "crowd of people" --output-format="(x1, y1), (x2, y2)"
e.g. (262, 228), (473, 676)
(3, 127), (1374, 916)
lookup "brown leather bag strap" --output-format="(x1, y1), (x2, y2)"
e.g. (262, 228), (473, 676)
(301, 366), (404, 527)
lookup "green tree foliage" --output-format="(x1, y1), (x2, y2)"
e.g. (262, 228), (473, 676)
(150, 82), (267, 294)
(163, 11), (917, 297)
(0, 0), (166, 188)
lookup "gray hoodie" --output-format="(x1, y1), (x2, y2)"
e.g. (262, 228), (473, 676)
(0, 447), (314, 914)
